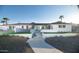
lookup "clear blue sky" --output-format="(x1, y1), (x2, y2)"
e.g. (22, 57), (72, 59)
(0, 5), (79, 24)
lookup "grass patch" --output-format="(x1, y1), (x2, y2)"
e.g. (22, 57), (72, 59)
(0, 35), (31, 53)
(42, 32), (72, 34)
(10, 32), (31, 34)
(0, 29), (15, 35)
(0, 29), (31, 35)
(45, 35), (79, 53)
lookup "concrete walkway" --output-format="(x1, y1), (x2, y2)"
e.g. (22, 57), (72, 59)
(27, 36), (63, 53)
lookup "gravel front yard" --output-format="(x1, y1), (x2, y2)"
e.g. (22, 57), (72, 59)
(0, 35), (34, 53)
(45, 35), (79, 53)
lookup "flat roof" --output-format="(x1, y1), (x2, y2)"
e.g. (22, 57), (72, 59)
(51, 21), (71, 24)
(0, 21), (72, 26)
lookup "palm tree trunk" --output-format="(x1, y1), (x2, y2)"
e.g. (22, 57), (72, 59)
(5, 20), (7, 25)
(61, 18), (62, 22)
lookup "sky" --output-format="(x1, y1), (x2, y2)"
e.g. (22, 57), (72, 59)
(0, 5), (79, 24)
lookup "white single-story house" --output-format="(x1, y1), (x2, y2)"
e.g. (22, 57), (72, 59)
(5, 21), (73, 32)
(0, 21), (73, 32)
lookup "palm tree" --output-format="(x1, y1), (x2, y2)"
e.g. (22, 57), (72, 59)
(1, 20), (5, 25)
(59, 15), (64, 22)
(2, 17), (9, 25)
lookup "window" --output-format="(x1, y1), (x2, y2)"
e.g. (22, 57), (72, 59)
(59, 25), (62, 28)
(42, 26), (44, 29)
(13, 26), (14, 29)
(26, 26), (28, 29)
(31, 23), (35, 29)
(9, 26), (12, 29)
(63, 25), (66, 28)
(22, 26), (24, 29)
(47, 25), (50, 29)
(50, 26), (53, 29)
(59, 25), (66, 28)
(36, 26), (39, 29)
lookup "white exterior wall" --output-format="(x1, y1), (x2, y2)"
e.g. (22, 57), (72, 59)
(0, 26), (9, 31)
(41, 29), (55, 32)
(50, 25), (59, 32)
(13, 25), (32, 32)
(14, 25), (32, 29)
(41, 24), (59, 32)
(23, 25), (26, 29)
(14, 25), (22, 28)
(0, 23), (72, 33)
(28, 25), (32, 29)
(41, 24), (72, 32)
(41, 25), (59, 32)
(58, 24), (72, 32)
(34, 25), (43, 29)
(4, 23), (72, 33)
(50, 24), (72, 32)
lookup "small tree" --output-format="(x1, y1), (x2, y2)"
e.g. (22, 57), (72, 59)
(1, 20), (5, 25)
(2, 17), (9, 25)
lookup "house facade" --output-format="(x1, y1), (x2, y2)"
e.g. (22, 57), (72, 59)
(0, 21), (73, 32)
(5, 21), (72, 32)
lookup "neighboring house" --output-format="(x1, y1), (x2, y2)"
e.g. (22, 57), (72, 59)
(72, 24), (79, 32)
(0, 25), (9, 31)
(4, 21), (72, 33)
